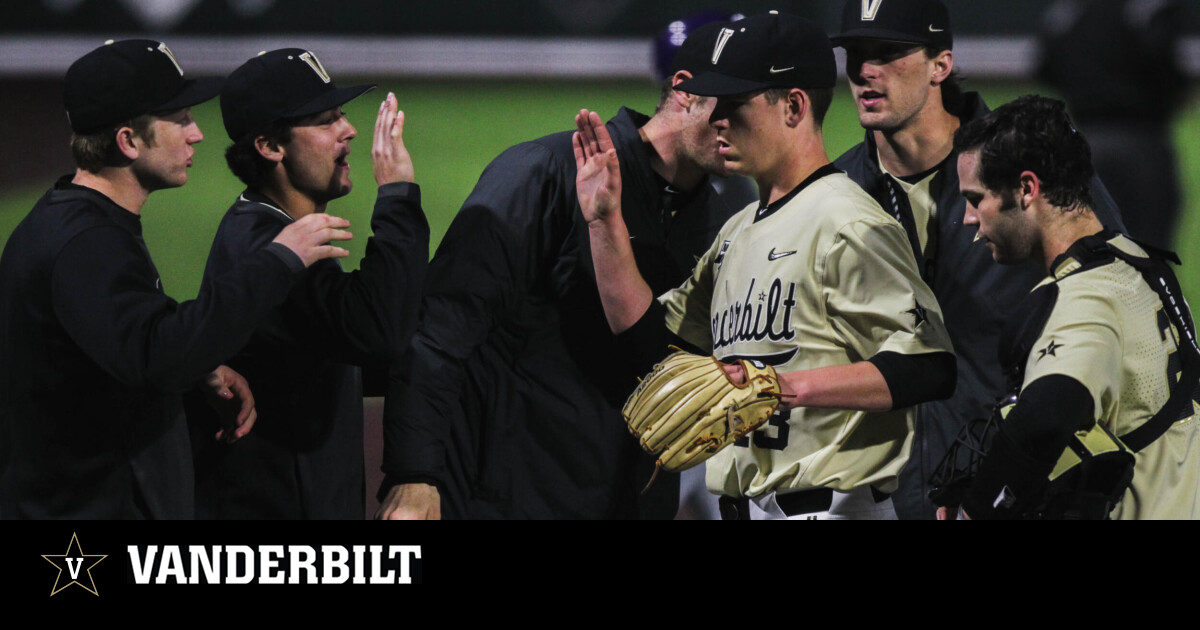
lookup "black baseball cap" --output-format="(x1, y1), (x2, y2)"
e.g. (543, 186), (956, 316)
(63, 39), (223, 134)
(658, 14), (743, 79)
(673, 11), (836, 97)
(831, 0), (953, 51)
(221, 48), (375, 141)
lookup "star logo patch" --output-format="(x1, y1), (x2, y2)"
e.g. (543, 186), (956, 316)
(1037, 339), (1064, 361)
(42, 532), (107, 596)
(905, 301), (929, 328)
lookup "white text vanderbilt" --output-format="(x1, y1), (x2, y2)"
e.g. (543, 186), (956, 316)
(127, 545), (421, 585)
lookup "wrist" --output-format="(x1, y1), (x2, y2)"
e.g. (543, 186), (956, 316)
(778, 370), (806, 409)
(587, 212), (627, 237)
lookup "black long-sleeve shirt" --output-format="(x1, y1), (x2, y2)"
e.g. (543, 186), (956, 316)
(190, 183), (428, 519)
(0, 178), (304, 519)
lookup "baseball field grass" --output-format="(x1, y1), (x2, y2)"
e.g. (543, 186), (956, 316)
(2, 79), (1197, 304)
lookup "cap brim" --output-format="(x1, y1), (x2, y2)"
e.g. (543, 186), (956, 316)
(830, 28), (930, 46)
(286, 83), (377, 120)
(152, 76), (225, 113)
(674, 72), (773, 97)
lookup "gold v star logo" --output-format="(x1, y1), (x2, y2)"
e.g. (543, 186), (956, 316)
(42, 533), (107, 596)
(1037, 339), (1064, 361)
(905, 301), (929, 328)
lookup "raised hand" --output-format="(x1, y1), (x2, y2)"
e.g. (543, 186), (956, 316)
(372, 91), (415, 185)
(573, 109), (622, 225)
(272, 213), (353, 267)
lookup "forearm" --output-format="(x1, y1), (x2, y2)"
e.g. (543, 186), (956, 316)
(962, 375), (1095, 519)
(587, 214), (654, 334)
(740, 350), (954, 413)
(777, 361), (892, 412)
(379, 343), (451, 483)
(55, 229), (301, 392)
(340, 182), (429, 362)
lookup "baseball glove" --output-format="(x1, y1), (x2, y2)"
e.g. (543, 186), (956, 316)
(624, 350), (783, 472)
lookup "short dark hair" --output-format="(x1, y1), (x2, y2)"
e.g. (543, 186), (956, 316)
(70, 115), (155, 173)
(954, 95), (1094, 211)
(657, 75), (677, 112)
(224, 117), (297, 188)
(764, 87), (833, 128)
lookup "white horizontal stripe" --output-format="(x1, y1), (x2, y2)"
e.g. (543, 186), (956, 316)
(0, 35), (1197, 79)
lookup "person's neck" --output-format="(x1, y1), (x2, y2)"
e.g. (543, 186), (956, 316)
(757, 133), (831, 206)
(1040, 206), (1104, 274)
(640, 114), (705, 192)
(71, 168), (149, 215)
(256, 179), (324, 220)
(873, 104), (960, 178)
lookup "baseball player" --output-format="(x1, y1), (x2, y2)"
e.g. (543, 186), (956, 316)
(829, 0), (1126, 519)
(577, 12), (956, 520)
(376, 21), (740, 519)
(653, 12), (758, 215)
(0, 40), (353, 519)
(654, 12), (759, 521)
(188, 49), (428, 519)
(947, 95), (1199, 519)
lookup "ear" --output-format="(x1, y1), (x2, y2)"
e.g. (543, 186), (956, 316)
(254, 135), (285, 164)
(784, 88), (809, 128)
(114, 125), (140, 161)
(670, 70), (699, 109)
(930, 49), (954, 86)
(1018, 170), (1040, 208)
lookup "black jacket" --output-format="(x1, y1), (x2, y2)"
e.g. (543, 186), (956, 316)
(834, 92), (1126, 519)
(190, 184), (427, 519)
(0, 178), (302, 519)
(381, 108), (741, 519)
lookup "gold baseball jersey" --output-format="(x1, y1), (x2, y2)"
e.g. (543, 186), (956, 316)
(659, 166), (954, 498)
(879, 155), (940, 256)
(1022, 234), (1200, 520)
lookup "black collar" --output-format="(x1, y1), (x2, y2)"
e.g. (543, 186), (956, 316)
(753, 163), (842, 223)
(52, 175), (142, 233)
(1050, 227), (1121, 277)
(238, 188), (294, 222)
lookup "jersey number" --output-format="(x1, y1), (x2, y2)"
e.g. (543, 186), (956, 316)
(734, 409), (790, 450)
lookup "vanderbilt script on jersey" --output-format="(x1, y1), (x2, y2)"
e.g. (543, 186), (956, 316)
(711, 277), (798, 353)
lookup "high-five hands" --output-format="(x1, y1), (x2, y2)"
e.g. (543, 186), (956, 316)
(573, 109), (622, 226)
(373, 91), (415, 185)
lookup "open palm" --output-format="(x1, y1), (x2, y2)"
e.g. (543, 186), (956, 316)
(573, 109), (622, 224)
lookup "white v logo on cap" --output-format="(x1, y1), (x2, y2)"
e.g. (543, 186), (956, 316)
(299, 51), (332, 83)
(861, 0), (884, 21)
(157, 42), (183, 76)
(712, 27), (736, 64)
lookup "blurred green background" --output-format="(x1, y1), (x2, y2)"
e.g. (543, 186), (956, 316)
(2, 79), (1198, 303)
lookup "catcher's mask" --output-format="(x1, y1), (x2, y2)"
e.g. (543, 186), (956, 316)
(928, 395), (1135, 520)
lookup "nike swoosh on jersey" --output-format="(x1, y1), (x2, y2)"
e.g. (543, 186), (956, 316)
(768, 248), (797, 260)
(768, 66), (794, 74)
